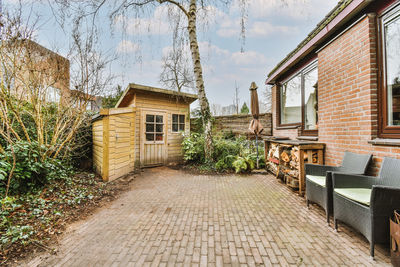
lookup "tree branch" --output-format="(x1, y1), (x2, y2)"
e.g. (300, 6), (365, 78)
(158, 0), (189, 18)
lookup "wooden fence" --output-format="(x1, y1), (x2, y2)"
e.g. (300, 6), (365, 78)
(191, 113), (272, 137)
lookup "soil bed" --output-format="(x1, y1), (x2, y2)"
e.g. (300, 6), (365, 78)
(0, 172), (134, 266)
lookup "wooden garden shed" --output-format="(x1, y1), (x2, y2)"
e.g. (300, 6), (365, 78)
(93, 83), (197, 181)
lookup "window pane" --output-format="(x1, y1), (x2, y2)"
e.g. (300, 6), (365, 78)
(385, 15), (400, 126)
(179, 115), (185, 123)
(156, 134), (163, 141)
(156, 124), (163, 133)
(146, 134), (154, 141)
(146, 114), (154, 123)
(179, 123), (185, 131)
(172, 123), (178, 132)
(146, 123), (154, 133)
(172, 114), (178, 123)
(304, 67), (318, 130)
(281, 75), (302, 124)
(156, 115), (163, 123)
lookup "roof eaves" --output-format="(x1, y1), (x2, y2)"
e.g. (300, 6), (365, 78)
(266, 0), (365, 84)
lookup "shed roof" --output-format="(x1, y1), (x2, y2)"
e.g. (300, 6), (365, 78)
(266, 0), (373, 84)
(116, 83), (198, 108)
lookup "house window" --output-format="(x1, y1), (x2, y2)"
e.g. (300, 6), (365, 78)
(146, 114), (164, 141)
(279, 62), (318, 134)
(303, 67), (318, 130)
(380, 4), (400, 137)
(172, 114), (185, 132)
(280, 74), (302, 124)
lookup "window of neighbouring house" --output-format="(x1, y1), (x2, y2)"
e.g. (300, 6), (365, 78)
(279, 61), (318, 134)
(280, 74), (302, 124)
(380, 4), (400, 137)
(46, 86), (60, 103)
(172, 114), (185, 132)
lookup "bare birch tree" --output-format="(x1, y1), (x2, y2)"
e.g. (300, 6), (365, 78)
(52, 0), (248, 162)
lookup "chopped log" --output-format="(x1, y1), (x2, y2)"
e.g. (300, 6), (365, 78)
(281, 151), (290, 162)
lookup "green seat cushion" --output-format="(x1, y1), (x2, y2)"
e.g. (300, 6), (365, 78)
(306, 175), (326, 187)
(334, 188), (372, 206)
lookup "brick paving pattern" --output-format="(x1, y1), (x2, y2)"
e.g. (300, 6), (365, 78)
(28, 167), (390, 266)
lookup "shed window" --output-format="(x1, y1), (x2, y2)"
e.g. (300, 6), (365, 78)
(279, 61), (318, 135)
(146, 114), (163, 141)
(380, 4), (400, 137)
(172, 114), (185, 132)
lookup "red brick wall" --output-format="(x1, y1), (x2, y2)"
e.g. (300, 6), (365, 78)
(318, 14), (390, 175)
(271, 14), (400, 175)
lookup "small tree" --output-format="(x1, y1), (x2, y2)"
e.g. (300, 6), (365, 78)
(233, 81), (239, 114)
(240, 102), (249, 114)
(102, 85), (124, 108)
(0, 7), (113, 195)
(159, 43), (194, 93)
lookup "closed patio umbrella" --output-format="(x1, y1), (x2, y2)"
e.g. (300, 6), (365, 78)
(249, 82), (264, 168)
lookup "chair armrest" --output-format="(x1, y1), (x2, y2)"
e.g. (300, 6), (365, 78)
(332, 172), (377, 189)
(371, 185), (400, 216)
(305, 164), (338, 176)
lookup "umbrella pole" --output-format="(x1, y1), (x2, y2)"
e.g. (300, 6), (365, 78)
(256, 134), (259, 169)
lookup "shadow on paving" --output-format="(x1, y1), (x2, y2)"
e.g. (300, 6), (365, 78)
(25, 167), (390, 266)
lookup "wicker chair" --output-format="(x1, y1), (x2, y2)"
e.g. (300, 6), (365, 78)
(305, 152), (372, 223)
(333, 157), (400, 257)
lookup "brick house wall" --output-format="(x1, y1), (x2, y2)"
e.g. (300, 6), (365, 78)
(319, 14), (382, 174)
(271, 13), (400, 175)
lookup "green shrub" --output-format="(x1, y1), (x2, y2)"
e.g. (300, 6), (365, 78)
(0, 141), (73, 196)
(182, 133), (265, 173)
(182, 133), (205, 163)
(215, 155), (236, 172)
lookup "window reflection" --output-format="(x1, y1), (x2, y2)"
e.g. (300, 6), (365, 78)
(304, 68), (318, 130)
(385, 15), (400, 126)
(281, 75), (302, 124)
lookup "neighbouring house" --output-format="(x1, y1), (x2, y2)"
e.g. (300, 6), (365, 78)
(266, 0), (400, 174)
(92, 83), (197, 181)
(70, 89), (103, 112)
(1, 39), (102, 110)
(1, 39), (70, 103)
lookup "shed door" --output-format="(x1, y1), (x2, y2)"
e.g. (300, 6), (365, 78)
(142, 112), (166, 166)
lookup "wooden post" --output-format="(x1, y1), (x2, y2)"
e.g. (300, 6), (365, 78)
(102, 116), (109, 181)
(299, 149), (305, 196)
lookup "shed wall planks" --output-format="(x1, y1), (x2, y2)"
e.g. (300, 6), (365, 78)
(92, 108), (136, 181)
(127, 92), (190, 166)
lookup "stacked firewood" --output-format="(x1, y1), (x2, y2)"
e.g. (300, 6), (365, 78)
(266, 142), (320, 190)
(266, 143), (279, 175)
(280, 147), (300, 188)
(304, 151), (319, 163)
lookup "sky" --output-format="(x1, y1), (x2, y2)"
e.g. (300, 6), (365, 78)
(3, 0), (339, 110)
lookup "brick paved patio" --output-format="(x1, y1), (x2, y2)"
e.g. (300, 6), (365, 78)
(28, 167), (390, 266)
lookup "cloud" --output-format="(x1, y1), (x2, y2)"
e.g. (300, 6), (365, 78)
(231, 50), (267, 65)
(248, 21), (298, 37)
(116, 40), (140, 54)
(246, 0), (338, 20)
(113, 6), (172, 36)
(217, 18), (296, 38)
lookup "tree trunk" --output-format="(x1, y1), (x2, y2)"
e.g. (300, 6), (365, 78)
(187, 0), (213, 162)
